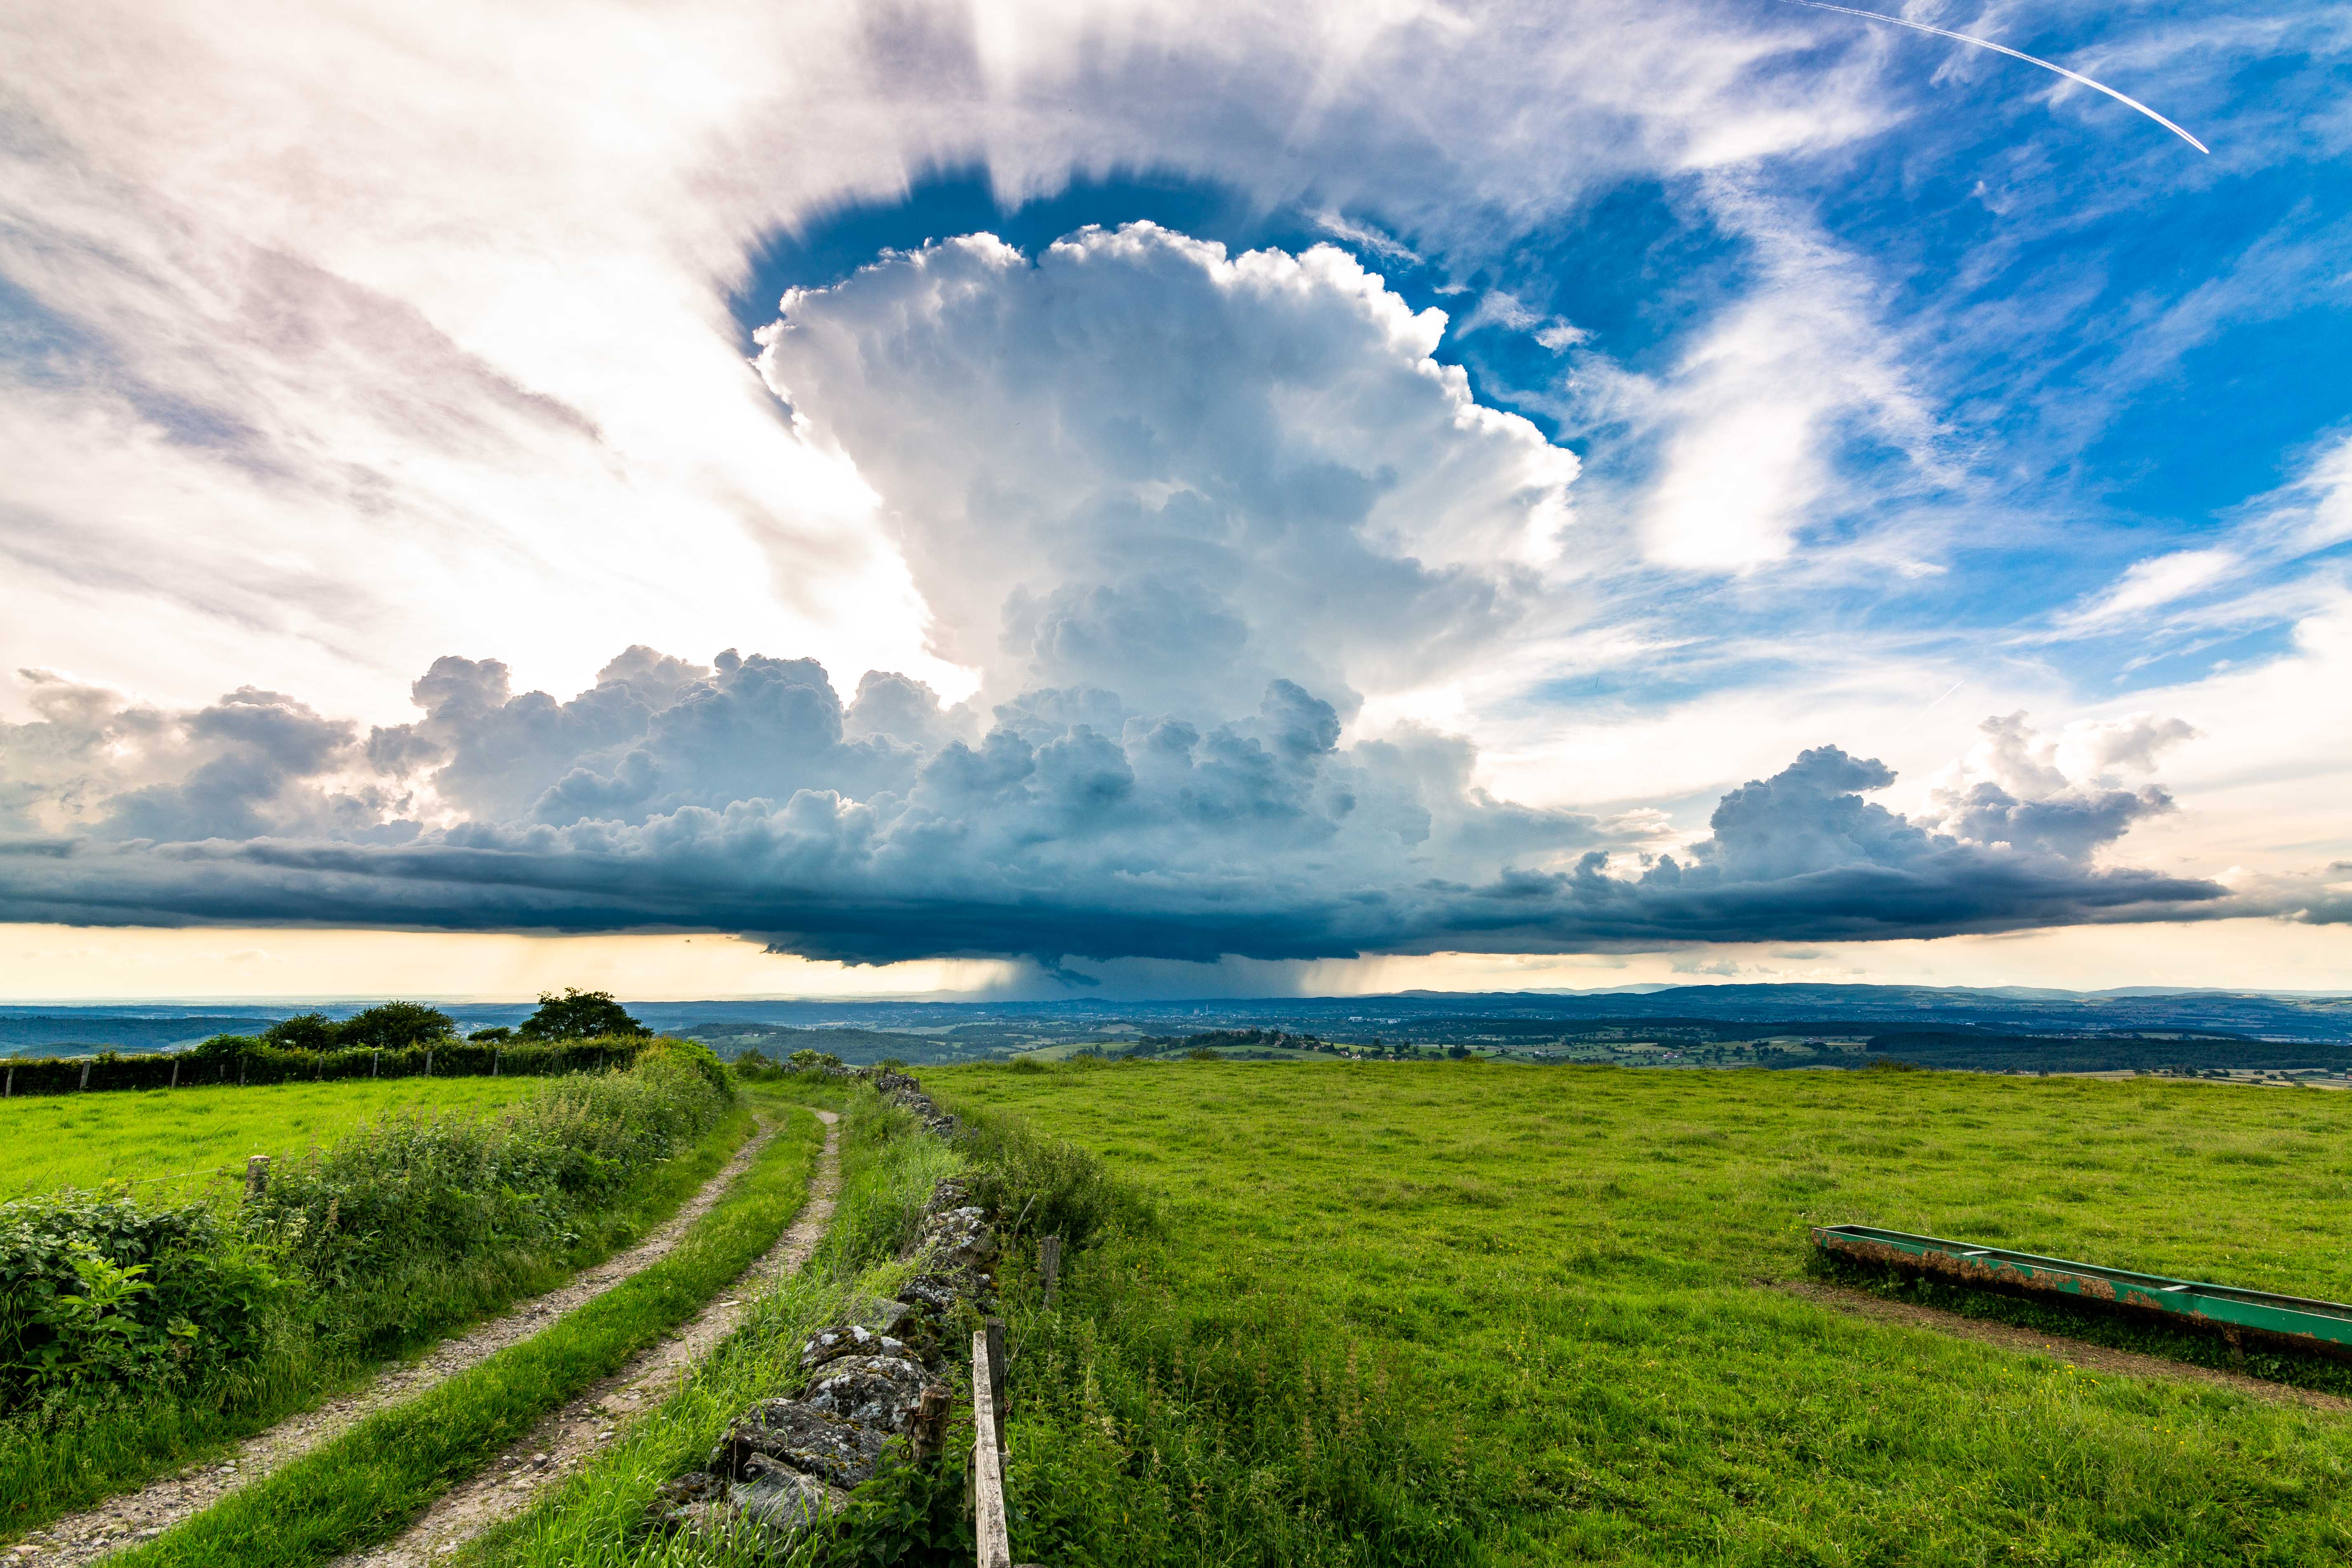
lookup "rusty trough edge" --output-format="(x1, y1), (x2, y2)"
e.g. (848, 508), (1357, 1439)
(1810, 1223), (2352, 1356)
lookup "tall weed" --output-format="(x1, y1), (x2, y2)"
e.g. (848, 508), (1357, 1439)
(942, 1097), (1152, 1248)
(0, 1047), (739, 1534)
(930, 1089), (1459, 1568)
(248, 1047), (733, 1358)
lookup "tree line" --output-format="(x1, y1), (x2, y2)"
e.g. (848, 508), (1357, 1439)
(242, 988), (651, 1053)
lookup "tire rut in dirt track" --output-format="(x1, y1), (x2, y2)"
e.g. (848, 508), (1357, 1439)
(1770, 1278), (2352, 1411)
(334, 1108), (843, 1568)
(14, 1116), (791, 1566)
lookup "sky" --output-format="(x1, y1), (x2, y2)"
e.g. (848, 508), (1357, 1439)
(1, 0), (2347, 1001)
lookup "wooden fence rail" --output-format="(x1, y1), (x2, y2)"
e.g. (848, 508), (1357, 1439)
(972, 1327), (1011, 1568)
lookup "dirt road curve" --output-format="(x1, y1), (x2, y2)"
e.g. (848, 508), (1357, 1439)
(334, 1108), (843, 1566)
(13, 1115), (793, 1566)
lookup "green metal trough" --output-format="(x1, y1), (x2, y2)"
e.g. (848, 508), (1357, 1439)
(1811, 1223), (2352, 1354)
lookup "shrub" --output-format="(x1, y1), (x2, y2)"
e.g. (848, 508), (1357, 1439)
(947, 1101), (1153, 1247)
(261, 1014), (338, 1052)
(334, 1003), (460, 1051)
(636, 1037), (732, 1099)
(0, 1046), (732, 1408)
(0, 1195), (280, 1408)
(6, 1036), (651, 1097)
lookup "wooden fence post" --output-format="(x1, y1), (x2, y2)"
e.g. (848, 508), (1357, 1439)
(245, 1155), (269, 1202)
(424, 1049), (433, 1077)
(171, 1058), (180, 1089)
(1040, 1237), (1062, 1306)
(492, 1049), (500, 1077)
(78, 1060), (90, 1091)
(373, 1049), (380, 1078)
(972, 1330), (1011, 1568)
(985, 1316), (1007, 1453)
(4, 1066), (12, 1099)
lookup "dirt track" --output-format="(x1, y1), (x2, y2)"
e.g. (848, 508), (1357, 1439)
(333, 1108), (842, 1567)
(12, 1115), (790, 1566)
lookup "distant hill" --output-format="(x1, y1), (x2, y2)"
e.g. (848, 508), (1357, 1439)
(1864, 1030), (2347, 1075)
(666, 1021), (958, 1064)
(8, 982), (2348, 1063)
(0, 1011), (289, 1057)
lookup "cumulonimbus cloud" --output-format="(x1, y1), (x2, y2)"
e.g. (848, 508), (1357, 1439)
(0, 647), (2237, 965)
(0, 222), (2255, 963)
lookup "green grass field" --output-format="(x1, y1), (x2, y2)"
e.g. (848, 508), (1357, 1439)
(116, 1099), (831, 1568)
(0, 1078), (542, 1199)
(939, 1059), (2352, 1566)
(2, 1059), (747, 1540)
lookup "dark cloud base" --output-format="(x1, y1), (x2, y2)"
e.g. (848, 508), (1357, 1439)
(0, 651), (2242, 963)
(0, 837), (2227, 963)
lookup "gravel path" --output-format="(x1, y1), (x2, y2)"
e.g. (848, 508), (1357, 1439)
(11, 1116), (789, 1566)
(1772, 1278), (2352, 1411)
(333, 1108), (843, 1567)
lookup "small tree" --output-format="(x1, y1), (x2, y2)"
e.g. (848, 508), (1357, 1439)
(262, 1013), (338, 1052)
(469, 1026), (514, 1043)
(192, 1033), (257, 1061)
(517, 988), (650, 1042)
(338, 1002), (459, 1051)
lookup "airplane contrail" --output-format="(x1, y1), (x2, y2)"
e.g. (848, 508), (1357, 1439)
(1782, 0), (2210, 154)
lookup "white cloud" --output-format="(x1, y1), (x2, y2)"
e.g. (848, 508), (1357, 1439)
(1621, 177), (1951, 573)
(2053, 433), (2352, 641)
(1643, 394), (1826, 568)
(0, 0), (1933, 727)
(754, 224), (1579, 721)
(2063, 548), (2241, 628)
(1308, 209), (1420, 263)
(2261, 431), (2352, 557)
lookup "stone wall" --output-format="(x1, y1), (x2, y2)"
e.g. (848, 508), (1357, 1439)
(647, 1068), (996, 1552)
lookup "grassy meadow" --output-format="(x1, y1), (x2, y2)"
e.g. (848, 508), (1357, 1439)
(0, 1077), (541, 1199)
(116, 1098), (833, 1568)
(939, 1059), (2352, 1566)
(2, 1048), (746, 1538)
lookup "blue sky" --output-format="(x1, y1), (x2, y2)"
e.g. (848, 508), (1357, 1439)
(0, 0), (2346, 998)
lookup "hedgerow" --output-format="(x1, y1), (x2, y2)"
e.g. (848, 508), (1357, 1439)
(0, 1036), (648, 1098)
(0, 1040), (735, 1414)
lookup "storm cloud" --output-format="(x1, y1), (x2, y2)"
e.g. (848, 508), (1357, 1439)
(0, 651), (2232, 966)
(0, 228), (2262, 969)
